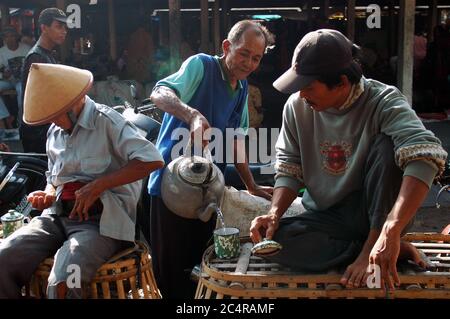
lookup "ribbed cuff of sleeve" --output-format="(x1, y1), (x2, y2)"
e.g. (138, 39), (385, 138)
(274, 176), (302, 193)
(403, 160), (438, 188)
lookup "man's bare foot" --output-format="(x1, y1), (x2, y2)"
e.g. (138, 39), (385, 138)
(340, 253), (370, 288)
(340, 241), (430, 289)
(399, 241), (431, 269)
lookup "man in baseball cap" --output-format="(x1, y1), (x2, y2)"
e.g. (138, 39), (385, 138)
(20, 7), (68, 153)
(38, 7), (68, 26)
(251, 29), (447, 292)
(273, 29), (359, 94)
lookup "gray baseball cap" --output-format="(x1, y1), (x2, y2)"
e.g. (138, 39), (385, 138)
(273, 29), (355, 94)
(38, 8), (68, 26)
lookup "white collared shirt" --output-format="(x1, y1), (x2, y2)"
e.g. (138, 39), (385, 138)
(46, 96), (163, 242)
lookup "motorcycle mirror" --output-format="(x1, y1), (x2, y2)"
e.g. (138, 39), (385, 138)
(130, 84), (137, 100)
(129, 84), (140, 114)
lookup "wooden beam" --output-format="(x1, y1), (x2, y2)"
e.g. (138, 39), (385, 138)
(222, 0), (229, 39)
(168, 0), (181, 72)
(200, 0), (209, 53)
(107, 0), (117, 61)
(306, 0), (313, 31)
(428, 0), (438, 43)
(388, 0), (396, 59)
(322, 0), (329, 19)
(213, 0), (220, 54)
(346, 0), (355, 42)
(158, 13), (168, 47)
(0, 4), (10, 29)
(397, 0), (415, 104)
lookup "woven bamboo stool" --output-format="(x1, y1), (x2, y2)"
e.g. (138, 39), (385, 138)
(195, 233), (450, 299)
(29, 241), (161, 299)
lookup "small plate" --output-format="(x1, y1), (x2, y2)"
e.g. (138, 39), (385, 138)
(251, 239), (282, 257)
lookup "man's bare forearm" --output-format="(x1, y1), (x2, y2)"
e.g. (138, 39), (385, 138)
(94, 159), (164, 193)
(360, 229), (381, 256)
(360, 176), (428, 258)
(150, 86), (198, 124)
(383, 175), (429, 235)
(269, 186), (299, 219)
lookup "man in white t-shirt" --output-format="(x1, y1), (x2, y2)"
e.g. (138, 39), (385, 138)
(0, 26), (31, 128)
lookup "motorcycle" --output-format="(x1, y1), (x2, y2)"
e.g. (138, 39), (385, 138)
(113, 84), (162, 143)
(0, 152), (48, 219)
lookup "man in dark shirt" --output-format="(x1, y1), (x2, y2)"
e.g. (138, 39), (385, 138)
(20, 7), (67, 153)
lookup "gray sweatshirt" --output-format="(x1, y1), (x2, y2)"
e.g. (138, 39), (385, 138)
(275, 77), (448, 211)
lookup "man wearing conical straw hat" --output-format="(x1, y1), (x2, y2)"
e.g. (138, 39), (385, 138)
(0, 63), (164, 299)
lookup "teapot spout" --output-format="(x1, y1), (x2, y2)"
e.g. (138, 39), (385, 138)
(198, 202), (217, 222)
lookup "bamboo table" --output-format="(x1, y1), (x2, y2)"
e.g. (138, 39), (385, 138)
(195, 233), (450, 299)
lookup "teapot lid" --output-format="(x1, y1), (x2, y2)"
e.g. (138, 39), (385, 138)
(178, 156), (216, 184)
(1, 210), (23, 222)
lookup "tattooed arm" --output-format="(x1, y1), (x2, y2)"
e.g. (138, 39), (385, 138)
(150, 86), (198, 124)
(151, 86), (210, 147)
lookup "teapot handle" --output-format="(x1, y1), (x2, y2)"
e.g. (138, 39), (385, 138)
(184, 137), (213, 163)
(204, 145), (213, 163)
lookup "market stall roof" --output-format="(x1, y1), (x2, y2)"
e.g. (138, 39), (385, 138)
(5, 0), (450, 9)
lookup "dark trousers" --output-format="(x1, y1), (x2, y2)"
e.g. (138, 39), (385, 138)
(268, 134), (405, 272)
(149, 196), (216, 299)
(0, 214), (123, 299)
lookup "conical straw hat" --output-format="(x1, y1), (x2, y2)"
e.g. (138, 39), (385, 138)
(23, 63), (93, 125)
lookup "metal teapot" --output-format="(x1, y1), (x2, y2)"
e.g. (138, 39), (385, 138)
(1, 209), (29, 238)
(161, 147), (224, 222)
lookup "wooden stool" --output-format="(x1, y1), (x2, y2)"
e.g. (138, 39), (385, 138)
(29, 241), (161, 299)
(195, 234), (450, 299)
